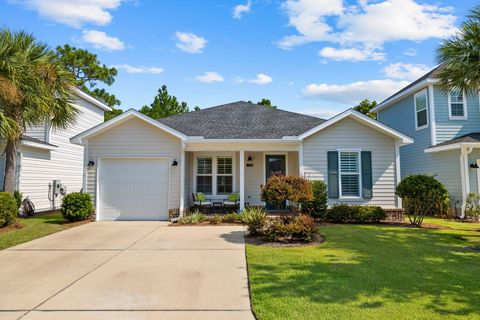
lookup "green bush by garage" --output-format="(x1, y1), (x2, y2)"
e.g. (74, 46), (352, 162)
(61, 192), (94, 222)
(0, 192), (17, 227)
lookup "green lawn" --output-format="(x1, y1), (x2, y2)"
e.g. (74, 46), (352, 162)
(0, 212), (85, 250)
(247, 218), (480, 320)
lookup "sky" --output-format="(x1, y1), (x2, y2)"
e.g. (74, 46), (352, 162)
(0, 0), (475, 118)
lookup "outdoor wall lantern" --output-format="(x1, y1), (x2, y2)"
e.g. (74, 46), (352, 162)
(172, 159), (178, 166)
(87, 160), (95, 167)
(470, 161), (479, 169)
(248, 155), (253, 161)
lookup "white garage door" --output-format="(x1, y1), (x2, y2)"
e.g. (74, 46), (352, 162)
(98, 158), (169, 221)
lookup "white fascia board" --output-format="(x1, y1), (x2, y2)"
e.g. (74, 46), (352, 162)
(425, 142), (480, 153)
(372, 78), (435, 113)
(185, 138), (301, 143)
(70, 109), (186, 145)
(20, 140), (58, 151)
(298, 109), (413, 145)
(72, 87), (112, 112)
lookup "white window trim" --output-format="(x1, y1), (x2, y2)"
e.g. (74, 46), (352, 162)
(337, 148), (363, 200)
(193, 154), (236, 196)
(448, 90), (468, 120)
(414, 89), (429, 131)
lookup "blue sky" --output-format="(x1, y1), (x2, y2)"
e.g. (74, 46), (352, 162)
(0, 0), (475, 118)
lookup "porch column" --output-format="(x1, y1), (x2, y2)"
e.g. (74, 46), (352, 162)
(299, 142), (304, 177)
(394, 140), (402, 208)
(179, 142), (186, 217)
(239, 150), (245, 211)
(460, 147), (473, 218)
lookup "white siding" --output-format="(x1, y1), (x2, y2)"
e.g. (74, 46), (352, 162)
(25, 125), (46, 141)
(87, 117), (182, 210)
(303, 118), (398, 208)
(245, 152), (264, 205)
(18, 98), (104, 211)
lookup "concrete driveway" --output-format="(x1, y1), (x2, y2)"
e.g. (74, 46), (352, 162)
(0, 222), (254, 320)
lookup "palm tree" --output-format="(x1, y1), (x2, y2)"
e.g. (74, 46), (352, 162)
(0, 29), (77, 193)
(435, 5), (480, 93)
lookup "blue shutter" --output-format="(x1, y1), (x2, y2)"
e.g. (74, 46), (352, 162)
(361, 151), (372, 199)
(327, 151), (339, 199)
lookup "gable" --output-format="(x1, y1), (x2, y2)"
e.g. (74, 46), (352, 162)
(90, 117), (181, 144)
(304, 117), (395, 146)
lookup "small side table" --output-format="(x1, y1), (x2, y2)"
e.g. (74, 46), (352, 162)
(212, 201), (224, 214)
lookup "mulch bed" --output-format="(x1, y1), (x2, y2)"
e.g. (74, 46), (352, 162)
(0, 223), (25, 233)
(244, 233), (324, 248)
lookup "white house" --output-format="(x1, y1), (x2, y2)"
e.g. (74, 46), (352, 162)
(0, 88), (111, 212)
(71, 102), (413, 221)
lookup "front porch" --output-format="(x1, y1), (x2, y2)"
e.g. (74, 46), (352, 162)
(181, 148), (300, 214)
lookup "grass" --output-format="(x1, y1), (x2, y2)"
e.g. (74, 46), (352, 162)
(246, 218), (480, 320)
(0, 212), (86, 250)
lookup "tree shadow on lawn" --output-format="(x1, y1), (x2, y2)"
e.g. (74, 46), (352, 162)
(248, 225), (480, 317)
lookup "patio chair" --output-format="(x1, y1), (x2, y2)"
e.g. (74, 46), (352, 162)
(192, 192), (212, 213)
(223, 193), (240, 213)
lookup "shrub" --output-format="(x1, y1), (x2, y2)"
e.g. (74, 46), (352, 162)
(13, 190), (23, 210)
(301, 180), (328, 219)
(260, 174), (313, 210)
(209, 214), (222, 225)
(0, 192), (17, 227)
(396, 175), (449, 226)
(263, 214), (317, 242)
(465, 193), (480, 222)
(222, 213), (243, 224)
(178, 211), (205, 225)
(242, 207), (267, 235)
(61, 192), (94, 222)
(326, 205), (386, 223)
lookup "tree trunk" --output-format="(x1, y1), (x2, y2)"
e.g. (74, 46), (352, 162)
(3, 139), (17, 193)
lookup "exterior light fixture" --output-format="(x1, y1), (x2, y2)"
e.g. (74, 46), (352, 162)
(247, 155), (252, 161)
(172, 159), (178, 166)
(470, 161), (479, 169)
(87, 160), (95, 167)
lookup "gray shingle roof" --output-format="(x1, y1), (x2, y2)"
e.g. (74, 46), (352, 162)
(157, 101), (325, 139)
(427, 132), (480, 149)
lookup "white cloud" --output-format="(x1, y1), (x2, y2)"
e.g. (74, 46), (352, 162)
(338, 0), (456, 47)
(301, 108), (339, 119)
(114, 64), (163, 74)
(175, 32), (207, 54)
(237, 73), (273, 85)
(233, 0), (252, 19)
(302, 79), (409, 104)
(82, 30), (125, 51)
(278, 0), (343, 49)
(404, 48), (417, 56)
(319, 47), (385, 61)
(195, 72), (224, 83)
(383, 63), (430, 81)
(11, 0), (122, 28)
(278, 0), (457, 59)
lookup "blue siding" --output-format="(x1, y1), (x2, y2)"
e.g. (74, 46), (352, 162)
(434, 86), (480, 143)
(378, 87), (463, 202)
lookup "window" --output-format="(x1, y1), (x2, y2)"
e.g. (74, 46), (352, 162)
(195, 156), (233, 195)
(339, 151), (360, 197)
(449, 90), (466, 119)
(217, 157), (233, 194)
(196, 157), (212, 194)
(414, 90), (428, 129)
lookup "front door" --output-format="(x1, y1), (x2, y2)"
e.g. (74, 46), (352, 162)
(265, 155), (286, 210)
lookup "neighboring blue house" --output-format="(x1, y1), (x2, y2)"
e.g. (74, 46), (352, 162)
(372, 67), (480, 215)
